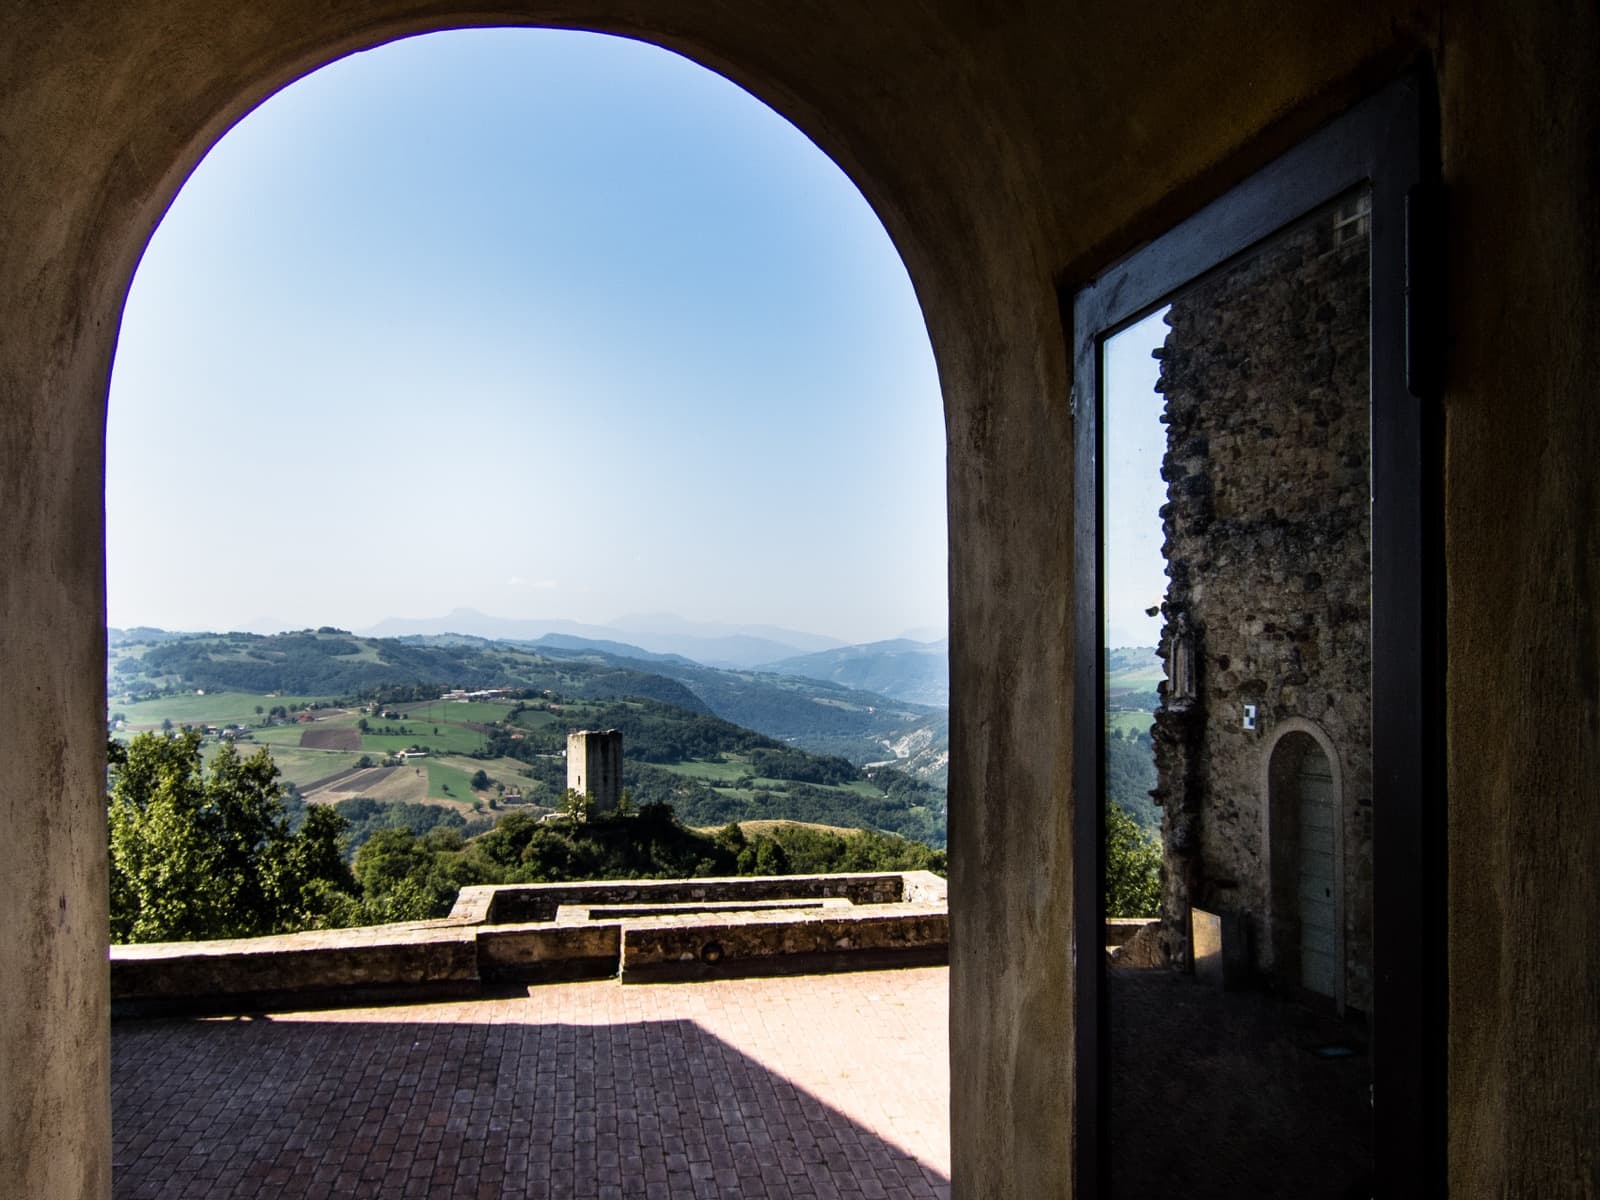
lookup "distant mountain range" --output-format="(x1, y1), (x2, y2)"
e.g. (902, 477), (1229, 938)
(353, 613), (950, 707)
(359, 608), (847, 670)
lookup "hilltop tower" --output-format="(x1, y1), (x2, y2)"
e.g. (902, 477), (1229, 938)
(566, 729), (623, 816)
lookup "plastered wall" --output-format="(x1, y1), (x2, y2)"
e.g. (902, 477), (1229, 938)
(0, 1), (1595, 1196)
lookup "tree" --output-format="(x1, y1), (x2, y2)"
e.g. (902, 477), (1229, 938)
(108, 731), (355, 942)
(562, 787), (592, 822)
(1105, 801), (1161, 918)
(351, 827), (466, 922)
(470, 768), (491, 791)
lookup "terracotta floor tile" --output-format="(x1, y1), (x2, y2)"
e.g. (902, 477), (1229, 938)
(113, 966), (950, 1198)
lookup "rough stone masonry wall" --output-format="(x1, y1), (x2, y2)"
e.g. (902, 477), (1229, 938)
(1152, 202), (1374, 1010)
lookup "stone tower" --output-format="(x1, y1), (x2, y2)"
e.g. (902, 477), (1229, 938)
(1151, 199), (1373, 1011)
(566, 729), (623, 815)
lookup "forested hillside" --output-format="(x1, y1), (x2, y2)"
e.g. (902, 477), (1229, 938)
(108, 629), (948, 845)
(110, 627), (950, 789)
(107, 729), (944, 943)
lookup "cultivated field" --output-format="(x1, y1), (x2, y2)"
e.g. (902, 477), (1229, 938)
(301, 727), (361, 751)
(111, 692), (324, 729)
(397, 700), (519, 725)
(360, 724), (488, 755)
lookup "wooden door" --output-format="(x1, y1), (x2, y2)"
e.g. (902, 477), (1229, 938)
(1296, 746), (1338, 996)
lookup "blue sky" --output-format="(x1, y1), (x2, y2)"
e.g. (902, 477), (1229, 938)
(107, 29), (947, 645)
(1102, 309), (1171, 649)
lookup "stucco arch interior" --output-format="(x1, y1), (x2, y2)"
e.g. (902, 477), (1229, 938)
(57, 10), (1072, 1196)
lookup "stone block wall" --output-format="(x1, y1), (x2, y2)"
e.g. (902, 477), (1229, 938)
(1152, 198), (1374, 1010)
(480, 873), (908, 924)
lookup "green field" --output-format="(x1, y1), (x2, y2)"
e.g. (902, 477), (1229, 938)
(425, 760), (481, 802)
(397, 699), (518, 725)
(111, 691), (325, 728)
(708, 786), (765, 803)
(508, 707), (561, 730)
(190, 741), (363, 789)
(1108, 711), (1156, 737)
(248, 724), (320, 748)
(656, 758), (750, 784)
(262, 747), (367, 788)
(360, 723), (488, 755)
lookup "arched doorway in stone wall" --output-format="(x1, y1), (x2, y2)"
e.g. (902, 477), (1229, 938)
(1263, 720), (1347, 1009)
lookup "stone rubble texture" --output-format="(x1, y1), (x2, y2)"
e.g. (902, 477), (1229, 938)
(1152, 205), (1374, 1010)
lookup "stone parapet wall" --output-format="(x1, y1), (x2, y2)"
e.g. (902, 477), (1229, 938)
(619, 906), (951, 982)
(477, 872), (908, 924)
(110, 873), (945, 1014)
(110, 924), (481, 1016)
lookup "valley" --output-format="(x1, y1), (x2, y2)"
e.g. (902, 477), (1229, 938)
(108, 627), (949, 846)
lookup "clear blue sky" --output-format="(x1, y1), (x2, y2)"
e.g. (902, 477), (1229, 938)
(107, 29), (948, 645)
(1102, 308), (1171, 649)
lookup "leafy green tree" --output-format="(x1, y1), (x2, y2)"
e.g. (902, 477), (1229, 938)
(737, 836), (791, 876)
(1105, 801), (1161, 917)
(351, 827), (477, 921)
(562, 787), (592, 822)
(108, 731), (355, 942)
(713, 822), (747, 855)
(470, 768), (491, 791)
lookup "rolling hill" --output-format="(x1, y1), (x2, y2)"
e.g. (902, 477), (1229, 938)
(108, 626), (951, 795)
(761, 636), (949, 707)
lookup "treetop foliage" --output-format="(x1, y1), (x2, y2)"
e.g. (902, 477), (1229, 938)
(108, 732), (354, 943)
(108, 734), (947, 940)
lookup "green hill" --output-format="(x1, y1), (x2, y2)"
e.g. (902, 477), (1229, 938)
(110, 627), (950, 789)
(107, 628), (948, 845)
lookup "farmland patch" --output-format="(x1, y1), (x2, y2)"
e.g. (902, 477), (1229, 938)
(301, 726), (361, 751)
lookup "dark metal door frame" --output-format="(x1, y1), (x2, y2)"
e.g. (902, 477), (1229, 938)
(1069, 71), (1445, 1198)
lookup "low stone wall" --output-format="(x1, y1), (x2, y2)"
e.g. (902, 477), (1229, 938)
(619, 904), (950, 983)
(477, 873), (908, 924)
(111, 923), (480, 1016)
(1105, 918), (1158, 948)
(110, 872), (948, 1014)
(474, 922), (621, 983)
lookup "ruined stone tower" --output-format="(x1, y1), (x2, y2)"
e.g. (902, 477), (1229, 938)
(1151, 196), (1374, 1012)
(566, 729), (624, 816)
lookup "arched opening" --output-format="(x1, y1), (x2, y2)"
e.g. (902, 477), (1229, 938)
(102, 24), (954, 1194)
(1264, 723), (1346, 1007)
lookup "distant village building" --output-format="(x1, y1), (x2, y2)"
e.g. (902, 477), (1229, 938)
(566, 729), (623, 816)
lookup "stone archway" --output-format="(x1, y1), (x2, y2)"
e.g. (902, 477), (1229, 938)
(2, 9), (1079, 1199)
(1262, 717), (1347, 1010)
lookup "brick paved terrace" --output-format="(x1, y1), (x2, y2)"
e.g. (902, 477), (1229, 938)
(112, 966), (950, 1199)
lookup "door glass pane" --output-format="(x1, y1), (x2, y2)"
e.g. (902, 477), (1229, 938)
(1101, 188), (1374, 1198)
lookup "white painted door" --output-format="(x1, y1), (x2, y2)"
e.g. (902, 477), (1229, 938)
(1295, 747), (1338, 996)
